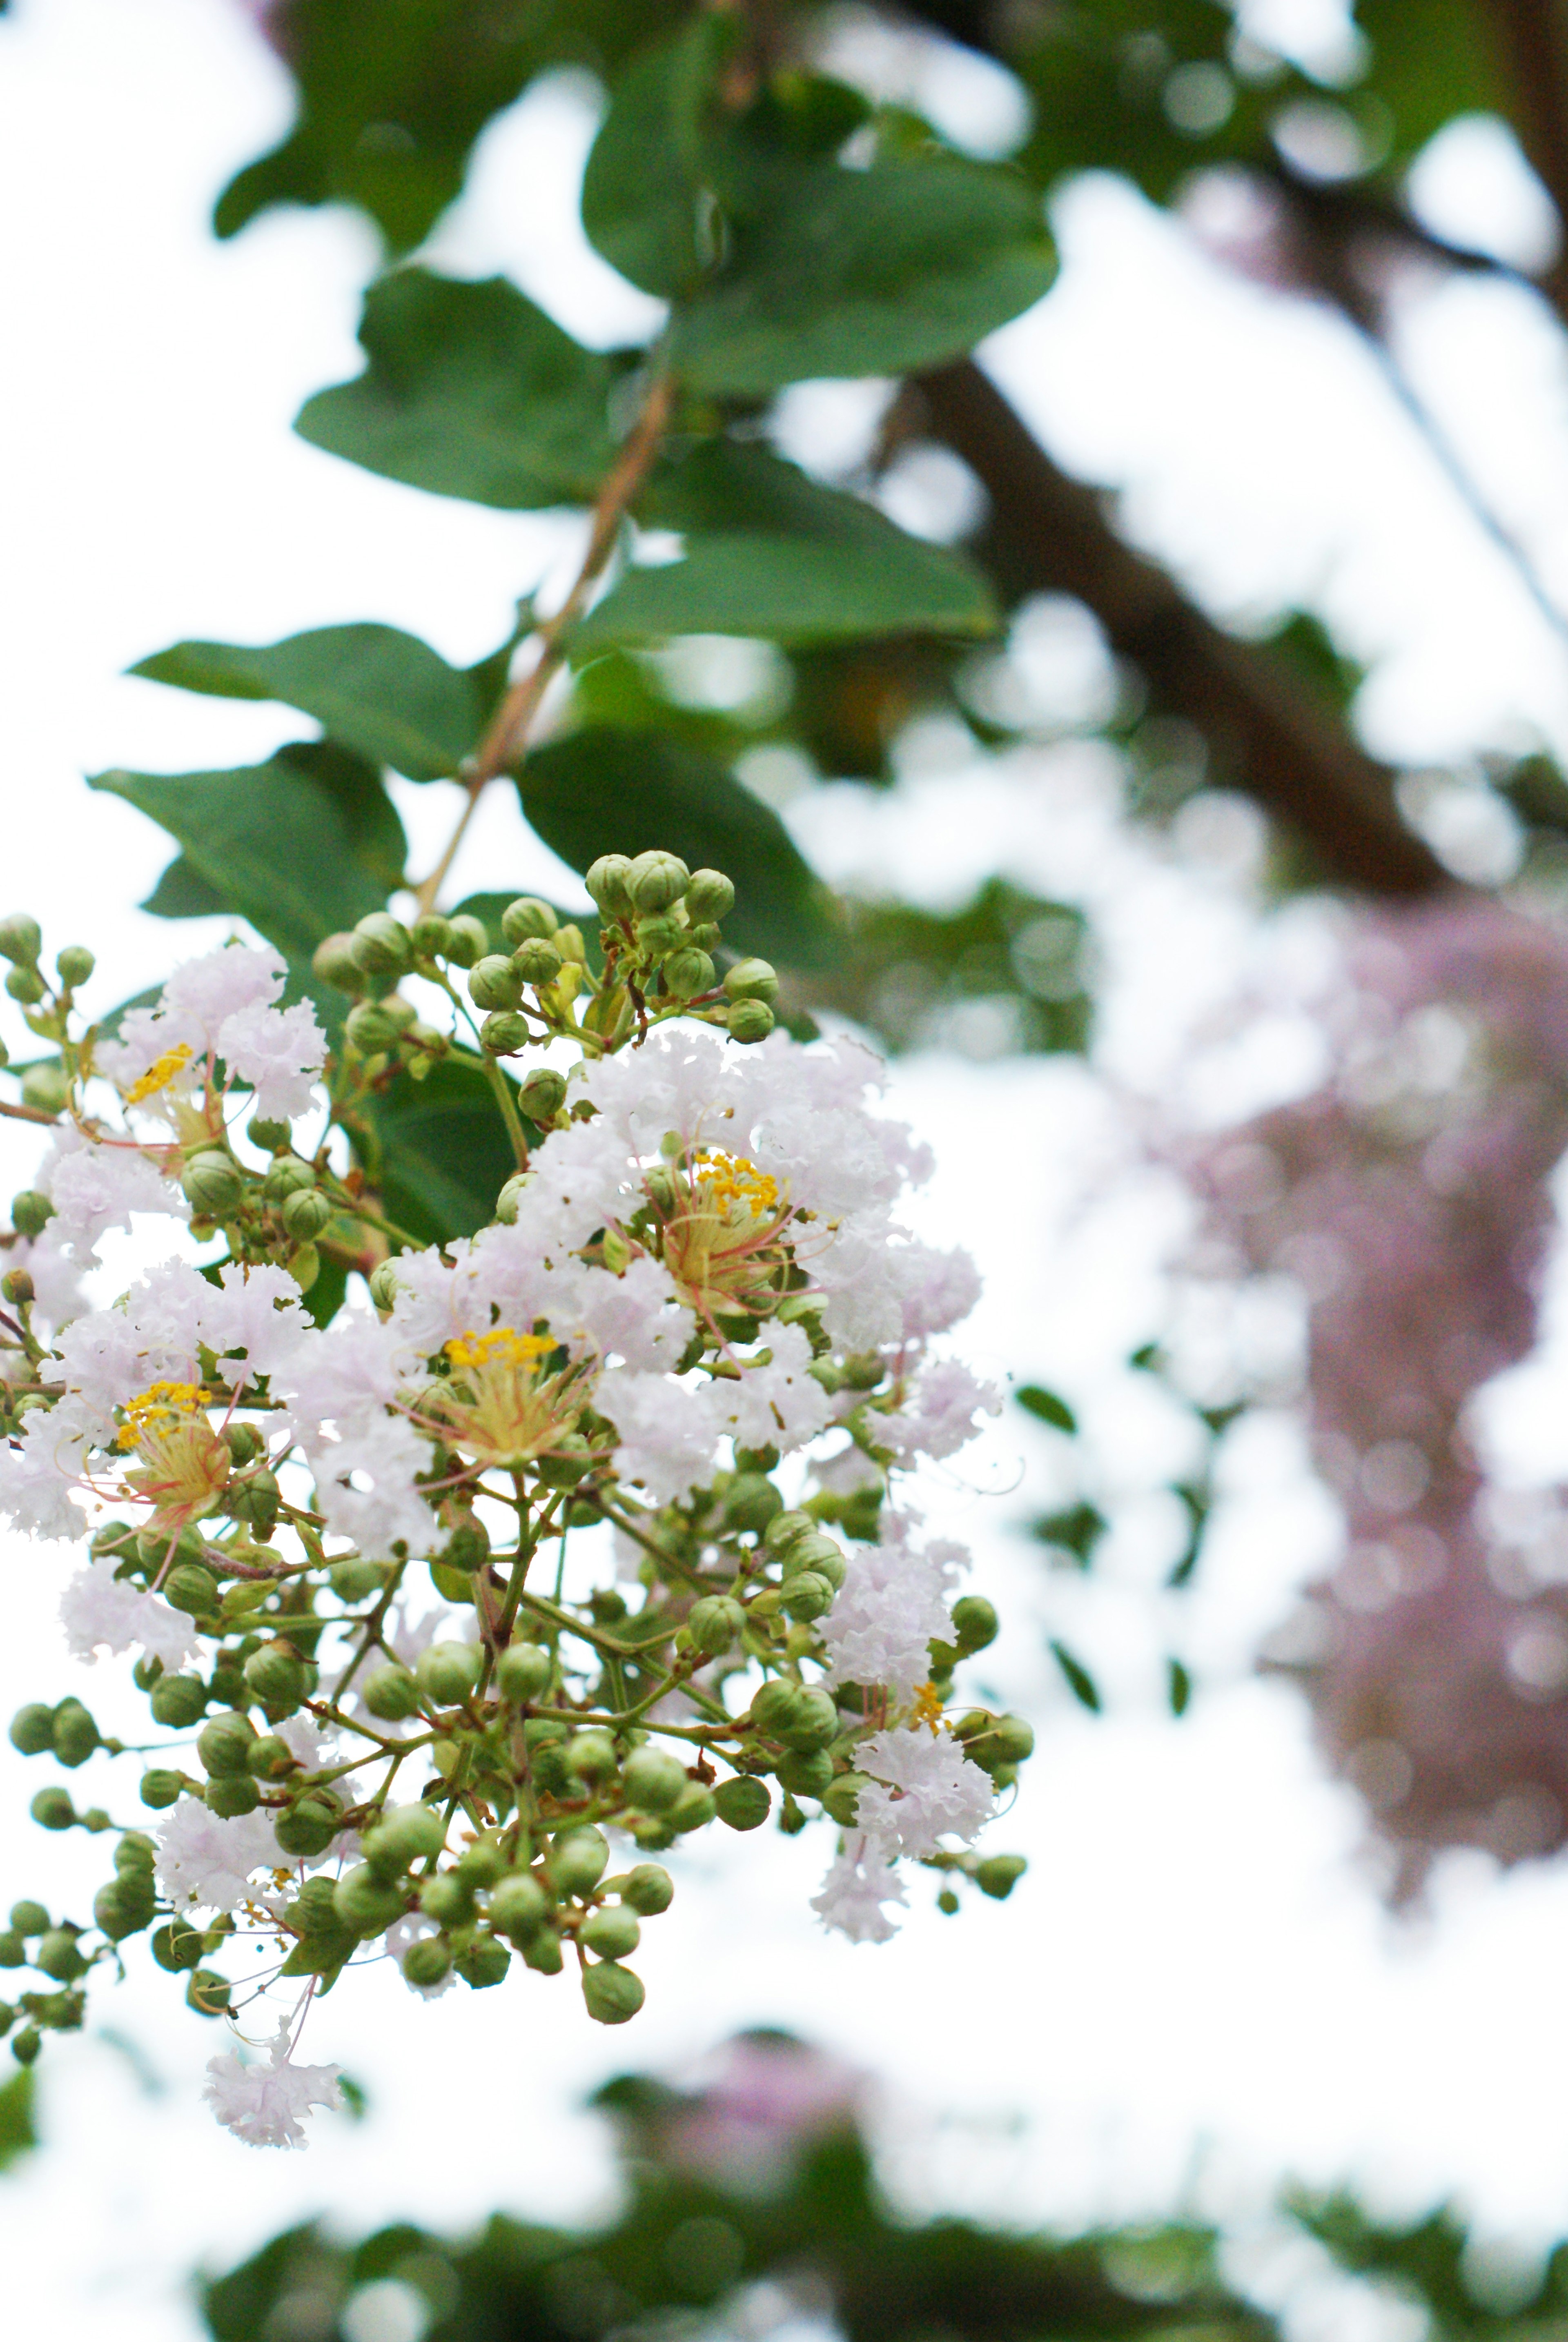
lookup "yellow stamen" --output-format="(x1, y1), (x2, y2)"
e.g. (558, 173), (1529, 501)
(125, 1040), (194, 1104)
(690, 1149), (780, 1218)
(116, 1379), (207, 1451)
(444, 1328), (554, 1371)
(910, 1681), (944, 1734)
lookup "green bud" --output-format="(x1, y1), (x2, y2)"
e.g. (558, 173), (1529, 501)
(115, 1832), (155, 1874)
(488, 1873), (549, 1943)
(0, 914), (42, 965)
(36, 1928), (87, 1981)
(724, 957), (779, 1004)
(262, 1156), (315, 1203)
(247, 1118), (292, 1152)
(9, 1705), (55, 1757)
(29, 1789), (74, 1831)
(633, 912), (684, 960)
(662, 948), (715, 999)
(411, 913), (454, 959)
(418, 1872), (473, 1928)
(227, 1467), (281, 1534)
(402, 1938), (452, 1990)
(361, 1803), (446, 1880)
(496, 1643), (552, 1703)
(456, 1937), (511, 1989)
(0, 1267), (33, 1307)
(139, 1769), (185, 1809)
(621, 1749), (687, 1814)
(494, 1171), (530, 1224)
(345, 1000), (405, 1053)
(223, 1423), (263, 1467)
(689, 921), (722, 952)
(456, 1839), (507, 1888)
(780, 1571), (834, 1623)
(186, 1967), (230, 2017)
(441, 1518), (490, 1574)
(205, 1775), (261, 1818)
(363, 1665), (422, 1721)
(94, 1881), (153, 1942)
(288, 1878), (341, 1937)
(579, 1906), (640, 1960)
(523, 1927), (564, 1975)
(246, 1735), (297, 1782)
(180, 1152), (243, 1217)
(568, 1729), (618, 1784)
(9, 1191), (53, 1241)
(469, 955), (524, 1011)
(151, 1919), (205, 1973)
(149, 1675), (207, 1728)
(964, 1712), (1034, 1770)
(785, 1530), (846, 1587)
(9, 1903), (47, 1939)
(685, 870), (735, 923)
(479, 1010), (529, 1056)
(535, 1432), (592, 1489)
(197, 1713), (256, 1777)
(273, 1797), (342, 1859)
(777, 1748), (834, 1799)
(668, 1784), (716, 1834)
(312, 933), (369, 995)
(365, 1265), (400, 1316)
(585, 854), (635, 916)
(619, 1865), (674, 1917)
(445, 914), (489, 969)
(512, 937), (563, 987)
(334, 1865), (408, 1937)
(764, 1510), (815, 1558)
(823, 1770), (870, 1826)
(687, 1595), (745, 1656)
(714, 1776), (771, 1832)
(281, 1188), (331, 1242)
(937, 1886), (961, 1915)
(781, 1689), (839, 1751)
(582, 1960), (645, 2025)
(244, 1643), (309, 1712)
(0, 1935), (23, 1968)
(727, 1000), (775, 1045)
(975, 1854), (1027, 1901)
(20, 1062), (68, 1113)
(500, 896), (558, 946)
(547, 1828), (608, 1898)
(950, 1596), (999, 1654)
(352, 912), (414, 977)
(627, 851), (690, 914)
(11, 2028), (41, 2066)
(518, 1068), (568, 1123)
(416, 1643), (482, 1704)
(5, 967), (46, 1006)
(164, 1565), (218, 1620)
(751, 1680), (807, 1738)
(724, 1476), (783, 1533)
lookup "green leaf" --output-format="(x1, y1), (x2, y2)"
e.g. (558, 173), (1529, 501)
(131, 625), (488, 782)
(1166, 1485), (1209, 1591)
(1016, 1385), (1076, 1434)
(1167, 1658), (1192, 1717)
(580, 17), (732, 297)
(0, 2070), (36, 2171)
(822, 878), (1090, 1055)
(139, 858), (228, 920)
(296, 271), (622, 510)
(517, 726), (832, 968)
(91, 741), (405, 967)
(1031, 1502), (1106, 1567)
(361, 1058), (518, 1245)
(1049, 1639), (1102, 1713)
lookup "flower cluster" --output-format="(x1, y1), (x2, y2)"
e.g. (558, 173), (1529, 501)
(0, 857), (1027, 2146)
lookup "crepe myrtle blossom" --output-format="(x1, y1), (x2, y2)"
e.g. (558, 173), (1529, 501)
(0, 851), (1027, 2144)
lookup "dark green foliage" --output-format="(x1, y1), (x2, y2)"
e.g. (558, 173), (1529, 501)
(0, 2070), (35, 2171)
(1031, 1502), (1108, 1567)
(822, 880), (1089, 1055)
(1016, 1385), (1076, 1433)
(1049, 1639), (1102, 1712)
(359, 1059), (522, 1245)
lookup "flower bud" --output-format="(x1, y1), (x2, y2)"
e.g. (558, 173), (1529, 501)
(9, 1191), (52, 1241)
(786, 1530), (845, 1584)
(273, 1796), (343, 1858)
(164, 1565), (218, 1619)
(780, 1571), (833, 1623)
(975, 1854), (1027, 1901)
(495, 1642), (552, 1704)
(501, 897), (559, 946)
(243, 1643), (309, 1711)
(30, 1790), (75, 1831)
(780, 1689), (838, 1752)
(43, 1701), (92, 1775)
(9, 1705), (55, 1756)
(764, 1510), (814, 1557)
(724, 1476), (783, 1534)
(206, 1775), (261, 1817)
(312, 933), (369, 995)
(521, 1926), (564, 1975)
(685, 870), (735, 923)
(585, 855), (634, 916)
(750, 1680), (807, 1739)
(0, 1934), (21, 1968)
(663, 948), (715, 998)
(547, 1828), (608, 1897)
(335, 1865), (408, 1937)
(469, 955), (524, 1011)
(10, 2027), (41, 2065)
(361, 1803), (446, 1879)
(198, 1713), (256, 1777)
(518, 1068), (568, 1123)
(714, 1776), (771, 1832)
(479, 1010), (530, 1056)
(457, 1838), (507, 1888)
(961, 1712), (1034, 1770)
(822, 1770), (869, 1826)
(777, 1748), (833, 1799)
(535, 1432), (592, 1489)
(488, 1873), (549, 1942)
(20, 1062), (67, 1111)
(580, 1906), (640, 1961)
(402, 1937), (452, 1990)
(352, 912), (414, 977)
(223, 1423), (263, 1467)
(36, 1927), (87, 1981)
(0, 915), (41, 965)
(364, 1664), (422, 1721)
(416, 1643), (482, 1704)
(180, 1152), (242, 1217)
(419, 1872), (473, 1928)
(280, 1187), (331, 1242)
(633, 913), (684, 960)
(9, 1903), (46, 1939)
(668, 1784), (716, 1834)
(246, 1734), (298, 1782)
(138, 1769), (185, 1809)
(612, 1869), (669, 1921)
(1, 1268), (34, 1307)
(115, 1834), (155, 1877)
(149, 1674), (207, 1728)
(951, 1596), (998, 1654)
(627, 851), (690, 914)
(4, 967), (44, 1006)
(621, 1749), (687, 1813)
(440, 1518), (490, 1576)
(445, 913), (489, 968)
(455, 1937), (511, 1989)
(568, 1730), (618, 1784)
(582, 1960), (644, 2024)
(724, 957), (779, 1004)
(288, 1878), (341, 1937)
(345, 1000), (404, 1053)
(682, 1596), (743, 1659)
(186, 1967), (231, 2017)
(411, 913), (454, 959)
(726, 1000), (775, 1044)
(152, 1920), (205, 1973)
(227, 1468), (281, 1536)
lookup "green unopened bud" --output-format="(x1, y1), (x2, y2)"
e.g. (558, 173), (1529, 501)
(727, 999), (775, 1044)
(4, 967), (45, 1006)
(411, 913), (454, 959)
(280, 1188), (331, 1242)
(179, 1152), (241, 1216)
(617, 1864), (672, 1917)
(621, 1749), (687, 1813)
(785, 1530), (846, 1583)
(488, 1873), (549, 1943)
(362, 1806), (447, 1880)
(779, 1571), (833, 1623)
(627, 851), (690, 914)
(974, 1854), (1027, 1901)
(547, 1828), (608, 1897)
(244, 1642), (309, 1712)
(288, 1878), (341, 1938)
(633, 913), (683, 960)
(823, 1770), (870, 1826)
(36, 1927), (87, 1981)
(186, 1967), (231, 2017)
(714, 1776), (771, 1832)
(352, 912), (414, 977)
(363, 1665), (422, 1721)
(776, 1748), (833, 1799)
(9, 1705), (55, 1756)
(518, 1068), (567, 1123)
(582, 1959), (644, 2025)
(0, 1934), (22, 1968)
(312, 933), (369, 995)
(334, 1864), (408, 1937)
(568, 1730), (618, 1784)
(445, 914), (488, 968)
(455, 1937), (511, 1989)
(138, 1769), (185, 1809)
(273, 1797), (342, 1858)
(962, 1712), (1034, 1770)
(724, 957), (779, 1004)
(724, 1476), (783, 1534)
(579, 1906), (640, 1960)
(149, 1674), (207, 1728)
(535, 1432), (592, 1489)
(227, 1467), (281, 1535)
(262, 1156), (314, 1203)
(9, 1191), (53, 1241)
(418, 1872), (473, 1928)
(687, 1595), (745, 1656)
(10, 2027), (41, 2066)
(163, 1565), (218, 1619)
(49, 943), (89, 992)
(9, 1903), (47, 1939)
(662, 947), (715, 998)
(457, 1839), (506, 1888)
(521, 1927), (564, 1975)
(496, 1643), (552, 1703)
(205, 1775), (261, 1817)
(345, 1000), (404, 1053)
(198, 1713), (256, 1777)
(20, 1062), (67, 1113)
(500, 897), (558, 946)
(30, 1789), (75, 1831)
(246, 1734), (297, 1782)
(152, 1920), (205, 1972)
(223, 1423), (263, 1467)
(685, 869), (735, 923)
(479, 1009), (530, 1055)
(950, 1596), (999, 1653)
(441, 1518), (490, 1575)
(780, 1689), (838, 1752)
(416, 1643), (481, 1704)
(114, 1833), (155, 1875)
(750, 1679), (807, 1739)
(668, 1784), (716, 1834)
(585, 854), (634, 916)
(402, 1938), (452, 1990)
(1, 1267), (34, 1307)
(0, 915), (42, 965)
(468, 955), (523, 1011)
(764, 1511), (815, 1557)
(361, 1266), (399, 1320)
(937, 1887), (961, 1915)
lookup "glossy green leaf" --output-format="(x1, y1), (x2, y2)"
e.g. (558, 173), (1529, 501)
(579, 17), (731, 297)
(359, 1058), (519, 1245)
(1016, 1385), (1076, 1434)
(517, 727), (832, 968)
(296, 271), (622, 510)
(1049, 1638), (1102, 1713)
(132, 625), (487, 782)
(139, 857), (228, 920)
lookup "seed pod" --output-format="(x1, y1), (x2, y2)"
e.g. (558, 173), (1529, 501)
(727, 1000), (775, 1044)
(619, 1864), (674, 1916)
(518, 1067), (567, 1122)
(568, 1729), (618, 1784)
(579, 1906), (640, 1960)
(714, 1776), (771, 1832)
(668, 1784), (716, 1834)
(456, 1937), (511, 1989)
(585, 854), (635, 916)
(974, 1854), (1027, 1901)
(822, 1770), (870, 1827)
(334, 1865), (408, 1937)
(501, 895), (558, 947)
(724, 1476), (783, 1533)
(468, 954), (524, 1011)
(950, 1596), (999, 1653)
(488, 1873), (549, 1943)
(149, 1675), (207, 1728)
(273, 1797), (342, 1859)
(763, 1509), (815, 1557)
(151, 1920), (205, 1973)
(779, 1689), (839, 1752)
(312, 933), (369, 995)
(180, 1152), (243, 1217)
(402, 1937), (452, 1990)
(244, 1643), (309, 1712)
(228, 1468), (281, 1535)
(582, 1960), (645, 2025)
(345, 1000), (405, 1053)
(780, 1571), (834, 1623)
(415, 1643), (482, 1704)
(9, 1191), (53, 1240)
(621, 1748), (687, 1814)
(363, 1664), (422, 1722)
(627, 850), (690, 914)
(198, 1713), (256, 1778)
(687, 1595), (744, 1656)
(546, 1828), (609, 1898)
(205, 1775), (261, 1819)
(164, 1566), (218, 1620)
(496, 1643), (552, 1703)
(662, 947), (715, 999)
(9, 1903), (47, 1939)
(36, 1929), (87, 1981)
(480, 1010), (530, 1055)
(245, 1734), (298, 1782)
(186, 1967), (231, 2017)
(138, 1769), (185, 1809)
(281, 1188), (332, 1242)
(352, 911), (414, 977)
(9, 1705), (55, 1756)
(0, 914), (42, 965)
(684, 869), (735, 923)
(361, 1804), (446, 1879)
(445, 913), (488, 968)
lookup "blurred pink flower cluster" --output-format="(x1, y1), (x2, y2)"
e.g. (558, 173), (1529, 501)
(1194, 895), (1568, 1889)
(619, 2031), (866, 2197)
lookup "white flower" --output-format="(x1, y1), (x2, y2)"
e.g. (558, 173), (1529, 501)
(876, 1360), (1002, 1463)
(310, 1411), (432, 1558)
(810, 1848), (908, 1944)
(156, 1798), (285, 1910)
(819, 1527), (961, 1699)
(98, 944), (288, 1098)
(385, 1913), (456, 1999)
(855, 1725), (994, 1860)
(203, 2021), (343, 2149)
(218, 995), (325, 1123)
(40, 1132), (187, 1260)
(889, 1242), (982, 1342)
(0, 1398), (96, 1540)
(599, 1371), (720, 1502)
(60, 1552), (198, 1670)
(706, 1324), (831, 1454)
(8, 1231), (87, 1329)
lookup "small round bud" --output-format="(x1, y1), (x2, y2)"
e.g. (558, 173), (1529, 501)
(689, 922), (722, 952)
(521, 1928), (564, 1975)
(273, 1797), (342, 1858)
(152, 1920), (205, 1972)
(455, 1937), (511, 1990)
(619, 1864), (674, 1916)
(582, 1960), (645, 2025)
(360, 1266), (399, 1321)
(823, 1771), (870, 1826)
(780, 1688), (839, 1752)
(243, 1643), (309, 1711)
(281, 1188), (332, 1241)
(331, 1557), (385, 1606)
(139, 1769), (185, 1809)
(974, 1854), (1027, 1901)
(0, 915), (42, 965)
(480, 1010), (530, 1055)
(468, 955), (523, 1011)
(115, 1832), (155, 1874)
(224, 1423), (263, 1467)
(54, 945), (95, 989)
(494, 1171), (530, 1225)
(228, 1467), (281, 1534)
(164, 1565), (219, 1619)
(4, 968), (43, 1005)
(714, 1776), (771, 1832)
(668, 1784), (716, 1834)
(416, 1643), (481, 1704)
(249, 1118), (293, 1152)
(1, 1268), (34, 1307)
(785, 1530), (845, 1586)
(568, 1729), (618, 1784)
(312, 933), (369, 995)
(9, 1903), (47, 1939)
(197, 1713), (256, 1778)
(500, 896), (558, 947)
(149, 1674), (207, 1728)
(0, 1934), (22, 1968)
(518, 1068), (567, 1123)
(513, 937), (563, 986)
(763, 1510), (814, 1558)
(205, 1775), (261, 1818)
(441, 1518), (490, 1574)
(685, 870), (735, 923)
(663, 947), (715, 998)
(9, 1192), (53, 1241)
(535, 1432), (592, 1490)
(724, 1475), (783, 1534)
(263, 1156), (315, 1203)
(627, 851), (690, 914)
(547, 1828), (608, 1898)
(245, 1735), (297, 1782)
(937, 1887), (961, 1915)
(950, 1596), (999, 1654)
(20, 1063), (67, 1112)
(445, 914), (489, 968)
(11, 2028), (41, 2066)
(727, 1000), (775, 1044)
(633, 912), (683, 960)
(585, 854), (634, 916)
(621, 1749), (687, 1814)
(37, 1927), (88, 1980)
(687, 1595), (744, 1656)
(186, 1968), (231, 2017)
(964, 1712), (1034, 1770)
(579, 1906), (640, 1960)
(419, 1872), (473, 1928)
(780, 1570), (833, 1623)
(345, 1000), (405, 1053)
(723, 957), (779, 1004)
(183, 1148), (245, 1218)
(488, 1873), (549, 1943)
(29, 1790), (75, 1831)
(750, 1679), (808, 1739)
(456, 1839), (506, 1888)
(497, 1643), (552, 1703)
(402, 1937), (452, 1989)
(352, 911), (414, 977)
(777, 1748), (833, 1799)
(410, 913), (454, 959)
(363, 1665), (422, 1721)
(334, 1865), (408, 1937)
(9, 1705), (55, 1757)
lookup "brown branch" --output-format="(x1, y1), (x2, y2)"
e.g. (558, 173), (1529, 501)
(1480, 0), (1568, 324)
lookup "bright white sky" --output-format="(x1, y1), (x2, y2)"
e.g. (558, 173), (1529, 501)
(11, 5), (1568, 2338)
